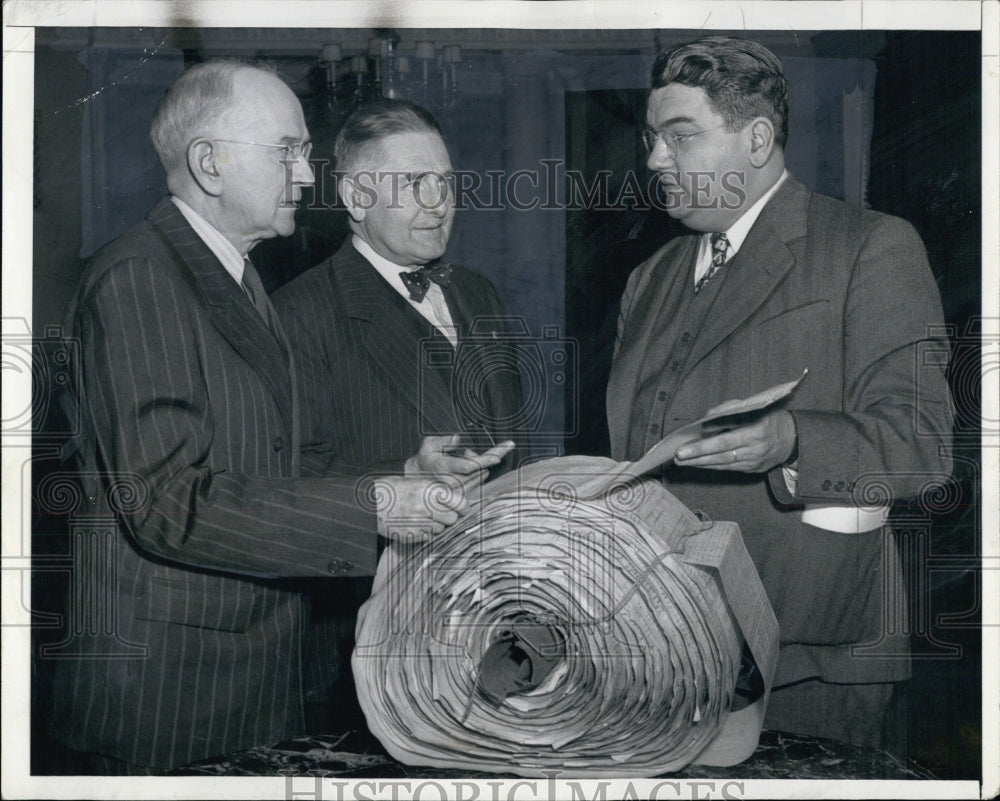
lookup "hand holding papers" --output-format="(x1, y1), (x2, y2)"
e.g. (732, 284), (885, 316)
(620, 370), (808, 481)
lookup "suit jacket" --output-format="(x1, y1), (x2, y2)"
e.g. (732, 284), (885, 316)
(273, 240), (524, 477)
(51, 199), (379, 770)
(607, 177), (953, 686)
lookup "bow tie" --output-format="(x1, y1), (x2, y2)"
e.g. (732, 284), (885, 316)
(400, 262), (452, 302)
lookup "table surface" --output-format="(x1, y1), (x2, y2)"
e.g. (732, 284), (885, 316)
(172, 729), (937, 780)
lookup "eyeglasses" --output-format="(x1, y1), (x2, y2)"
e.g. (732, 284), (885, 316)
(400, 171), (456, 206)
(214, 138), (313, 161)
(642, 125), (725, 153)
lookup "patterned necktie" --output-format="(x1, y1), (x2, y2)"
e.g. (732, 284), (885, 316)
(400, 262), (453, 303)
(241, 257), (273, 329)
(694, 232), (730, 294)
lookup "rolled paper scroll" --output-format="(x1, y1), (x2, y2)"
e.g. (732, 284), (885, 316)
(353, 456), (778, 777)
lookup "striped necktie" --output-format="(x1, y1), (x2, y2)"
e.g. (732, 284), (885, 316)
(694, 232), (730, 294)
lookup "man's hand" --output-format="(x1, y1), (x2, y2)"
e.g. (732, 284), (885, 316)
(674, 410), (797, 473)
(405, 434), (515, 480)
(374, 474), (470, 544)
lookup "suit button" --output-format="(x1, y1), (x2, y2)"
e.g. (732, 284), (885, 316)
(835, 481), (845, 491)
(649, 423), (659, 435)
(681, 331), (691, 342)
(822, 480), (832, 491)
(671, 361), (681, 372)
(657, 391), (668, 402)
(273, 436), (284, 452)
(327, 560), (350, 575)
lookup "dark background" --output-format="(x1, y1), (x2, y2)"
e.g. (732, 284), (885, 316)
(29, 27), (982, 779)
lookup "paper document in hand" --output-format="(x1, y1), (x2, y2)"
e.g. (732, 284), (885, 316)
(625, 369), (808, 479)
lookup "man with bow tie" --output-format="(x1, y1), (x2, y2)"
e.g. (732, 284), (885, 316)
(273, 99), (523, 732)
(276, 97), (521, 482)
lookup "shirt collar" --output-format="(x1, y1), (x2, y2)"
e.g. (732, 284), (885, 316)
(718, 169), (789, 254)
(171, 196), (246, 284)
(352, 234), (422, 293)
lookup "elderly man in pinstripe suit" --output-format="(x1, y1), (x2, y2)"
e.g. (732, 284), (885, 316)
(49, 61), (505, 774)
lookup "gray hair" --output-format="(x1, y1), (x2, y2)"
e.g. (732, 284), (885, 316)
(334, 99), (443, 176)
(150, 59), (275, 174)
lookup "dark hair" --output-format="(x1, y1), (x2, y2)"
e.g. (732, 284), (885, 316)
(650, 36), (789, 148)
(334, 99), (444, 174)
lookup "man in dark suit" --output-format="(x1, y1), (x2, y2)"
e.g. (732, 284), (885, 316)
(273, 99), (523, 732)
(275, 100), (522, 478)
(606, 37), (954, 748)
(50, 61), (497, 774)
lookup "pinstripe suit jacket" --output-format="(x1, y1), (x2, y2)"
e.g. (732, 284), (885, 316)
(273, 240), (524, 477)
(51, 199), (379, 770)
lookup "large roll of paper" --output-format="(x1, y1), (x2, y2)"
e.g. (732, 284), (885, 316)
(353, 456), (777, 777)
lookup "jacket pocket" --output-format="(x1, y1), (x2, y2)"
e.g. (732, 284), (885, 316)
(134, 571), (262, 633)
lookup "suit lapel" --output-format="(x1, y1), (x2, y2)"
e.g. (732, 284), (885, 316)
(148, 199), (294, 429)
(335, 243), (461, 435)
(684, 178), (808, 372)
(270, 316), (301, 475)
(440, 268), (478, 337)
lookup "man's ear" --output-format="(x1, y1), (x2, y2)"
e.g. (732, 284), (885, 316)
(747, 118), (776, 168)
(187, 138), (224, 197)
(339, 175), (367, 223)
